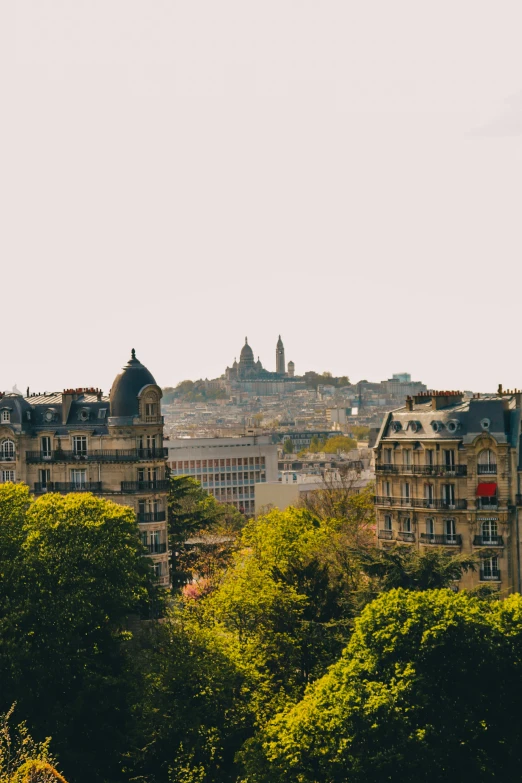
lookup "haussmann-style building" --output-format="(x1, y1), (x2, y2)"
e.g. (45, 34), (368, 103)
(0, 350), (170, 586)
(373, 388), (522, 593)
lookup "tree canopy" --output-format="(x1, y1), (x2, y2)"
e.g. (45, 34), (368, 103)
(247, 589), (522, 783)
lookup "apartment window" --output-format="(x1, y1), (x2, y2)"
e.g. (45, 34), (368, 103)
(41, 436), (52, 458)
(426, 518), (434, 536)
(425, 484), (434, 504)
(383, 448), (393, 465)
(482, 556), (499, 581)
(478, 449), (496, 474)
(445, 519), (456, 542)
(443, 449), (455, 469)
(138, 468), (145, 482)
(482, 519), (498, 543)
(145, 403), (156, 417)
(403, 449), (412, 467)
(153, 562), (164, 578)
(0, 440), (15, 460)
(138, 500), (146, 516)
(383, 480), (391, 497)
(402, 517), (412, 533)
(442, 484), (455, 506)
(384, 515), (392, 531)
(0, 470), (15, 483)
(70, 469), (87, 488)
(39, 469), (50, 489)
(0, 410), (10, 423)
(72, 436), (87, 455)
(425, 450), (434, 466)
(402, 482), (411, 501)
(147, 435), (157, 450)
(202, 460), (207, 468)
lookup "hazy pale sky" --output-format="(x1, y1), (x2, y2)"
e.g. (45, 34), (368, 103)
(2, 1), (521, 395)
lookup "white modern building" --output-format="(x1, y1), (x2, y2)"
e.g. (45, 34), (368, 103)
(167, 434), (278, 515)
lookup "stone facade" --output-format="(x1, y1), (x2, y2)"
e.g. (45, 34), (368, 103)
(373, 390), (522, 593)
(0, 351), (170, 586)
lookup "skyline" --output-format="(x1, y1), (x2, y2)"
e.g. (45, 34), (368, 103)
(2, 2), (522, 394)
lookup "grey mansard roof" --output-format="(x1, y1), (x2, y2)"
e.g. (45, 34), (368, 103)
(376, 396), (517, 446)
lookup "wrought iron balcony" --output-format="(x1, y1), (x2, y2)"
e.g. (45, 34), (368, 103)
(137, 511), (166, 523)
(144, 542), (167, 554)
(476, 499), (498, 510)
(378, 529), (394, 540)
(477, 464), (497, 475)
(376, 464), (467, 477)
(26, 448), (168, 464)
(397, 531), (415, 542)
(375, 496), (467, 510)
(473, 535), (504, 547)
(121, 480), (170, 493)
(0, 453), (16, 462)
(420, 533), (462, 546)
(33, 482), (103, 494)
(480, 569), (501, 582)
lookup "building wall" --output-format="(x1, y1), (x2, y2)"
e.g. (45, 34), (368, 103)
(373, 393), (522, 594)
(0, 387), (170, 586)
(167, 435), (278, 516)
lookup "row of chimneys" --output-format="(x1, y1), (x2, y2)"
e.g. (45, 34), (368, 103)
(405, 391), (465, 411)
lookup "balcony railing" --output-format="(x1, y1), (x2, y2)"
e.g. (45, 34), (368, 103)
(397, 531), (415, 542)
(473, 535), (504, 547)
(476, 499), (498, 510)
(144, 542), (167, 554)
(137, 511), (166, 523)
(376, 464), (467, 476)
(121, 480), (170, 493)
(26, 448), (168, 464)
(477, 464), (497, 475)
(0, 453), (16, 462)
(378, 529), (394, 540)
(480, 569), (501, 582)
(375, 496), (467, 510)
(420, 533), (462, 546)
(34, 482), (103, 494)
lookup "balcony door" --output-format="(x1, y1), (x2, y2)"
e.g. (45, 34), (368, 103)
(41, 436), (52, 459)
(444, 450), (455, 470)
(445, 518), (456, 543)
(71, 469), (87, 489)
(442, 484), (455, 507)
(39, 469), (50, 490)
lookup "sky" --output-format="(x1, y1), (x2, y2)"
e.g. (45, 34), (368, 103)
(1, 1), (522, 395)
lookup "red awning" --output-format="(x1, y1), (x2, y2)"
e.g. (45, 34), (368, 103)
(476, 482), (497, 497)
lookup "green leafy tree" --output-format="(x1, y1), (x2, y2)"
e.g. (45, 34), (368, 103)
(168, 476), (245, 589)
(283, 438), (294, 454)
(247, 589), (522, 783)
(0, 486), (160, 783)
(348, 425), (370, 441)
(357, 543), (477, 593)
(127, 614), (252, 783)
(320, 435), (357, 454)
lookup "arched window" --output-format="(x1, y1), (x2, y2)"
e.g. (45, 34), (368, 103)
(0, 440), (15, 461)
(478, 449), (496, 475)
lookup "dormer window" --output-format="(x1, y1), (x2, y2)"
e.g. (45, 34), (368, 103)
(145, 403), (156, 417)
(78, 409), (89, 422)
(44, 410), (54, 423)
(0, 410), (10, 424)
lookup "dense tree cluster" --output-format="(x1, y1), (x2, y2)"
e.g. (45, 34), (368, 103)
(3, 481), (522, 782)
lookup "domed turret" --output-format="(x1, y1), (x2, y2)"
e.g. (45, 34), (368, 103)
(240, 337), (254, 365)
(110, 349), (157, 417)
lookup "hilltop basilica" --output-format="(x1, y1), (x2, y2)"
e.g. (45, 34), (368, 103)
(225, 336), (295, 382)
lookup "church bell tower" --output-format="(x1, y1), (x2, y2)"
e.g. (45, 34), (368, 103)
(276, 335), (286, 375)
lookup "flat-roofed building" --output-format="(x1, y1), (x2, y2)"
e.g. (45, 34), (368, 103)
(167, 434), (278, 516)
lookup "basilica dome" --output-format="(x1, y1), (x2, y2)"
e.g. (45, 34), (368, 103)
(239, 338), (254, 366)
